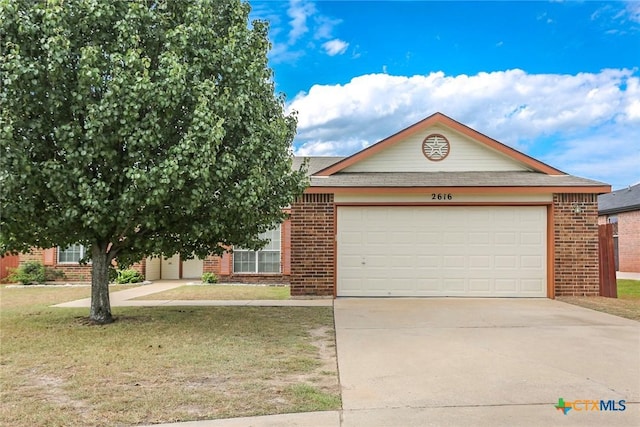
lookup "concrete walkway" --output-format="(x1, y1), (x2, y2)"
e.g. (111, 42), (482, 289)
(618, 271), (640, 280)
(53, 280), (332, 308)
(334, 298), (639, 427)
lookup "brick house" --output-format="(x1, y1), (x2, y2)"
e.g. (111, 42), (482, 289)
(598, 183), (640, 273)
(16, 113), (609, 297)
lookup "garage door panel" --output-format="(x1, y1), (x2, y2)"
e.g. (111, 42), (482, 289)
(522, 256), (544, 269)
(469, 255), (491, 268)
(495, 278), (518, 292)
(337, 206), (546, 297)
(469, 279), (491, 292)
(522, 279), (544, 293)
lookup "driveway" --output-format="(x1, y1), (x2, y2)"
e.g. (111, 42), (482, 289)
(335, 298), (640, 426)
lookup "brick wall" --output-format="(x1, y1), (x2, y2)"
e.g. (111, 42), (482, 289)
(618, 210), (640, 272)
(290, 193), (335, 296)
(554, 193), (600, 296)
(17, 247), (142, 283)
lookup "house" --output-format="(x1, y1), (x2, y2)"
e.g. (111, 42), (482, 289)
(598, 183), (640, 273)
(16, 113), (609, 297)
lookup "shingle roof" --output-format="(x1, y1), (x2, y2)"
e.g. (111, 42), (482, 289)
(293, 156), (345, 176)
(308, 171), (608, 188)
(598, 183), (640, 214)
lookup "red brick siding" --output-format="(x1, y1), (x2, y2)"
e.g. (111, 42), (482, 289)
(290, 193), (335, 296)
(554, 193), (600, 296)
(17, 247), (145, 283)
(202, 219), (292, 284)
(617, 210), (640, 272)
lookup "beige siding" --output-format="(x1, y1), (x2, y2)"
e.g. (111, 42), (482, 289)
(145, 256), (161, 281)
(343, 125), (531, 173)
(182, 258), (203, 279)
(335, 193), (553, 203)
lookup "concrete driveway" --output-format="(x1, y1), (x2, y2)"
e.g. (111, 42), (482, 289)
(335, 298), (640, 426)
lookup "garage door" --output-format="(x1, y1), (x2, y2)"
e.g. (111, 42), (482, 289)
(337, 206), (546, 297)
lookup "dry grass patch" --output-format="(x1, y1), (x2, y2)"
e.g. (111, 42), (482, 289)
(0, 286), (340, 427)
(557, 279), (640, 322)
(136, 284), (290, 300)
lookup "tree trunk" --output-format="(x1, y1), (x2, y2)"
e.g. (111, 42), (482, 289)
(90, 243), (114, 324)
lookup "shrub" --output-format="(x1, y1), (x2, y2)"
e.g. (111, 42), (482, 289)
(44, 267), (65, 282)
(202, 272), (218, 284)
(8, 261), (45, 285)
(114, 269), (144, 284)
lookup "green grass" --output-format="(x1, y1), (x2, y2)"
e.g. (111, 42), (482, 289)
(617, 279), (640, 298)
(134, 284), (291, 300)
(0, 286), (340, 427)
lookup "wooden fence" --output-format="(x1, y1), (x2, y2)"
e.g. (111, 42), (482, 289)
(598, 224), (617, 298)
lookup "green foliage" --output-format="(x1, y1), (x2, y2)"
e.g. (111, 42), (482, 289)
(201, 272), (218, 284)
(8, 261), (45, 285)
(114, 269), (144, 284)
(44, 267), (65, 282)
(0, 0), (307, 320)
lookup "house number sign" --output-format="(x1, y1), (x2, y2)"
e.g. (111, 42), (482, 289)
(432, 193), (453, 200)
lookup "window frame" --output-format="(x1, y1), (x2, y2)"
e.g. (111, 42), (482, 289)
(233, 226), (282, 274)
(57, 244), (89, 264)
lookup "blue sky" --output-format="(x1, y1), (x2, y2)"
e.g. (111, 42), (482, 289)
(249, 1), (640, 189)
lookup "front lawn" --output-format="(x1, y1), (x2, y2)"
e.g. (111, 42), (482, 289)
(0, 286), (340, 427)
(135, 284), (291, 300)
(558, 279), (640, 321)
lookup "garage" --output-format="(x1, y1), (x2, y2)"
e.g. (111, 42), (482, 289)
(337, 205), (547, 297)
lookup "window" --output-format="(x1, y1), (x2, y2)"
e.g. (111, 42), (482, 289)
(58, 244), (87, 263)
(233, 226), (281, 273)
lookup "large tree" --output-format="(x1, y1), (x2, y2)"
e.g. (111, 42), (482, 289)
(0, 0), (307, 323)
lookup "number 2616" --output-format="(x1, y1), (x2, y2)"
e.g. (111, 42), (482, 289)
(432, 193), (453, 200)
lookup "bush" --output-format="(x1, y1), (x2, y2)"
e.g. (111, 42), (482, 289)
(114, 269), (144, 284)
(201, 272), (218, 284)
(8, 261), (45, 285)
(44, 267), (65, 282)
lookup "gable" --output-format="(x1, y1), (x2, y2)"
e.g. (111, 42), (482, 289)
(316, 112), (563, 176)
(341, 124), (532, 173)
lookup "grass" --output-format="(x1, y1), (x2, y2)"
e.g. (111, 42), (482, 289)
(135, 284), (291, 300)
(557, 279), (640, 321)
(0, 286), (340, 427)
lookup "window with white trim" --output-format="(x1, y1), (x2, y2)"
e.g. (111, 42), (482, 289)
(57, 244), (87, 263)
(233, 226), (281, 273)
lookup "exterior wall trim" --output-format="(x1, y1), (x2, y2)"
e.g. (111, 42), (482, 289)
(306, 186), (610, 195)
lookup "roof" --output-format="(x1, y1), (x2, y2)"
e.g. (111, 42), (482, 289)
(598, 183), (640, 215)
(308, 171), (608, 189)
(293, 156), (345, 176)
(292, 112), (610, 194)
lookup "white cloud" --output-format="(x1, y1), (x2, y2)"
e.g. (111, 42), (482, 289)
(322, 39), (349, 56)
(625, 0), (640, 23)
(288, 69), (640, 189)
(287, 0), (316, 44)
(256, 0), (349, 64)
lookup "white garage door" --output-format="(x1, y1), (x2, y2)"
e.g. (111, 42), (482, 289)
(337, 206), (546, 297)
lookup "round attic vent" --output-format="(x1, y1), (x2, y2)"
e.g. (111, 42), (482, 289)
(422, 134), (450, 161)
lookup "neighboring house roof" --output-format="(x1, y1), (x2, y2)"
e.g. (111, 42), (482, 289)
(598, 183), (640, 215)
